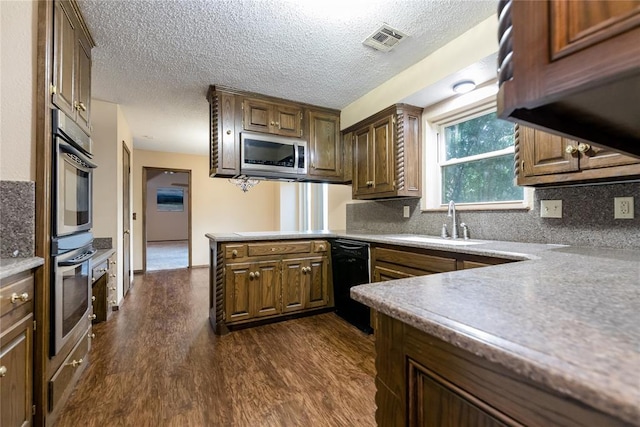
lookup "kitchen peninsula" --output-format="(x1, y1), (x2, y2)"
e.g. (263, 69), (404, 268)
(206, 231), (640, 427)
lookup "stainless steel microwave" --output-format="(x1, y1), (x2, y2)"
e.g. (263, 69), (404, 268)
(240, 132), (307, 178)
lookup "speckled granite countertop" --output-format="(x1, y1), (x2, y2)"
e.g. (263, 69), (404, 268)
(0, 257), (44, 280)
(92, 248), (115, 266)
(207, 231), (640, 425)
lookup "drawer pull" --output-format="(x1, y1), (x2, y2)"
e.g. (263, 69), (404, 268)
(318, 245), (325, 251)
(109, 286), (116, 291)
(88, 314), (97, 321)
(65, 359), (83, 368)
(0, 366), (7, 377)
(232, 249), (238, 257)
(110, 300), (117, 305)
(10, 292), (29, 303)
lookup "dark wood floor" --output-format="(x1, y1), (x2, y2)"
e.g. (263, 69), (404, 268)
(55, 268), (377, 426)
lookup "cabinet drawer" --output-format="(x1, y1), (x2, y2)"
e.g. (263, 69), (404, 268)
(224, 244), (247, 259)
(49, 330), (90, 411)
(248, 241), (311, 257)
(312, 240), (329, 253)
(0, 273), (34, 319)
(375, 247), (456, 273)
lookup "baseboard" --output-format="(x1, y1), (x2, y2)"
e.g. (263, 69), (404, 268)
(191, 264), (208, 269)
(133, 269), (144, 275)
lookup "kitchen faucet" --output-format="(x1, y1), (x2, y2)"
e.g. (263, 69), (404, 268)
(447, 200), (458, 239)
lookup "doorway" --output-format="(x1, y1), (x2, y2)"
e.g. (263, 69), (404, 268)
(142, 167), (192, 272)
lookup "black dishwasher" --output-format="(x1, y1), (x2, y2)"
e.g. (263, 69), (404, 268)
(330, 239), (372, 334)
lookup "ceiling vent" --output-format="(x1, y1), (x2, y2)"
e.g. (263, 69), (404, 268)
(363, 24), (408, 52)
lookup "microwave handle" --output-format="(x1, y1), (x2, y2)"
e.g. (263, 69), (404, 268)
(59, 141), (98, 169)
(58, 248), (97, 266)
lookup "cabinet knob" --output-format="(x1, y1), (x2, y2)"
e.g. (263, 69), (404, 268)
(10, 292), (29, 303)
(254, 271), (261, 279)
(249, 272), (255, 280)
(89, 314), (97, 320)
(92, 277), (96, 283)
(124, 229), (130, 235)
(231, 249), (238, 257)
(577, 143), (591, 154)
(88, 332), (96, 339)
(0, 366), (6, 377)
(318, 245), (325, 251)
(110, 274), (116, 278)
(91, 296), (96, 302)
(110, 300), (117, 305)
(275, 121), (280, 128)
(109, 286), (116, 291)
(366, 181), (374, 186)
(66, 358), (83, 368)
(226, 129), (232, 135)
(78, 102), (87, 111)
(565, 145), (578, 154)
(270, 121), (275, 126)
(110, 260), (117, 265)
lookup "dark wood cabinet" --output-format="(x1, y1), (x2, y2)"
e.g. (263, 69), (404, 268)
(497, 0), (640, 158)
(243, 98), (302, 138)
(345, 104), (423, 199)
(375, 312), (632, 427)
(307, 110), (342, 181)
(516, 125), (640, 186)
(1, 271), (35, 427)
(52, 0), (94, 135)
(91, 252), (116, 324)
(217, 240), (332, 333)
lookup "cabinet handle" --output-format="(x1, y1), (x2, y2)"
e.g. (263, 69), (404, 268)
(577, 143), (591, 154)
(124, 229), (130, 235)
(0, 366), (6, 377)
(88, 314), (97, 320)
(254, 271), (261, 279)
(231, 249), (238, 257)
(110, 274), (116, 278)
(65, 359), (83, 368)
(92, 277), (96, 283)
(366, 181), (374, 186)
(270, 121), (275, 126)
(78, 102), (87, 111)
(226, 129), (232, 135)
(91, 296), (96, 302)
(565, 145), (578, 154)
(109, 286), (116, 291)
(249, 272), (255, 280)
(275, 121), (280, 128)
(110, 300), (117, 305)
(318, 245), (325, 251)
(110, 260), (117, 265)
(88, 332), (96, 339)
(10, 292), (29, 303)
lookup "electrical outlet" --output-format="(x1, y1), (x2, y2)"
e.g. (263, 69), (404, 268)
(403, 205), (410, 218)
(614, 197), (634, 219)
(540, 200), (562, 218)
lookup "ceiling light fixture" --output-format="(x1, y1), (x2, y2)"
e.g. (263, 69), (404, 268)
(228, 177), (260, 193)
(452, 80), (476, 94)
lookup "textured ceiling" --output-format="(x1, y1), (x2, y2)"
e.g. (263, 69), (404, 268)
(77, 0), (498, 155)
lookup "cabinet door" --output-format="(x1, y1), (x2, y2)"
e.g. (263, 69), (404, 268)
(243, 99), (272, 134)
(353, 127), (372, 196)
(272, 104), (302, 137)
(371, 115), (395, 193)
(373, 265), (413, 282)
(308, 111), (342, 180)
(75, 33), (92, 135)
(252, 261), (281, 318)
(281, 259), (305, 313)
(342, 131), (353, 183)
(0, 314), (33, 427)
(578, 143), (640, 170)
(52, 0), (77, 118)
(520, 126), (579, 177)
(305, 257), (329, 309)
(224, 263), (253, 322)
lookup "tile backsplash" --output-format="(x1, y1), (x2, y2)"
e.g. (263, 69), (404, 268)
(1, 181), (36, 257)
(346, 181), (640, 249)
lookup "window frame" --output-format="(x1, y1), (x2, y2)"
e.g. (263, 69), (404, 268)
(421, 85), (532, 212)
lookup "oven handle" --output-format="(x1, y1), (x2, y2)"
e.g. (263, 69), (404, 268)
(58, 248), (97, 266)
(59, 141), (98, 169)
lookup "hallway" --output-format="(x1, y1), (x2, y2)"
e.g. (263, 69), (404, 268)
(146, 240), (189, 271)
(55, 268), (377, 426)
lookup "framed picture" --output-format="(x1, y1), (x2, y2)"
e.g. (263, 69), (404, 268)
(157, 187), (184, 212)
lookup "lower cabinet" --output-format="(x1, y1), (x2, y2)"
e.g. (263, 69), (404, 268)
(376, 312), (631, 427)
(218, 240), (332, 333)
(1, 271), (35, 427)
(48, 331), (90, 412)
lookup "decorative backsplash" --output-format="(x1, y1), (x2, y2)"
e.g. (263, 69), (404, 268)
(0, 181), (35, 257)
(346, 181), (640, 249)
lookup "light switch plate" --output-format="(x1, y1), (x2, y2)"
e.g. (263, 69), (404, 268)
(403, 205), (410, 218)
(614, 197), (634, 219)
(540, 200), (562, 218)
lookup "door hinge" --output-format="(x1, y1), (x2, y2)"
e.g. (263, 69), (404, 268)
(32, 405), (36, 416)
(50, 84), (57, 95)
(33, 320), (36, 331)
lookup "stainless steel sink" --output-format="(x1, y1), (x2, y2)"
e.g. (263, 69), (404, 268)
(388, 235), (485, 246)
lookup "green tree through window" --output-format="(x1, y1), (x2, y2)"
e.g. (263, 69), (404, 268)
(441, 112), (523, 204)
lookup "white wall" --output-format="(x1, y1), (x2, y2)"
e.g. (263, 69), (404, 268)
(340, 14), (498, 129)
(132, 149), (281, 268)
(145, 171), (189, 241)
(327, 184), (352, 231)
(0, 0), (37, 181)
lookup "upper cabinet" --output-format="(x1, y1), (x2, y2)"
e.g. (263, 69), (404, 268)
(207, 85), (346, 183)
(497, 0), (640, 158)
(52, 0), (95, 136)
(344, 104), (423, 200)
(516, 125), (640, 186)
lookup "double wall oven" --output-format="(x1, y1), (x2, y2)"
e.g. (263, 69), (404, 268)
(51, 109), (97, 356)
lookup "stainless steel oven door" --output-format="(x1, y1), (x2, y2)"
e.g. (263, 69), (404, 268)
(54, 137), (97, 237)
(52, 244), (96, 355)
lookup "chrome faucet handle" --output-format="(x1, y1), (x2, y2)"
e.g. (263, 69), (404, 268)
(441, 224), (449, 238)
(461, 223), (469, 240)
(447, 200), (458, 239)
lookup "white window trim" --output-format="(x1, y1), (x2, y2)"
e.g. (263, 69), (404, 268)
(421, 83), (532, 212)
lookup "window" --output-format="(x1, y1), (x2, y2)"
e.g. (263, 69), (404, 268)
(424, 92), (528, 210)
